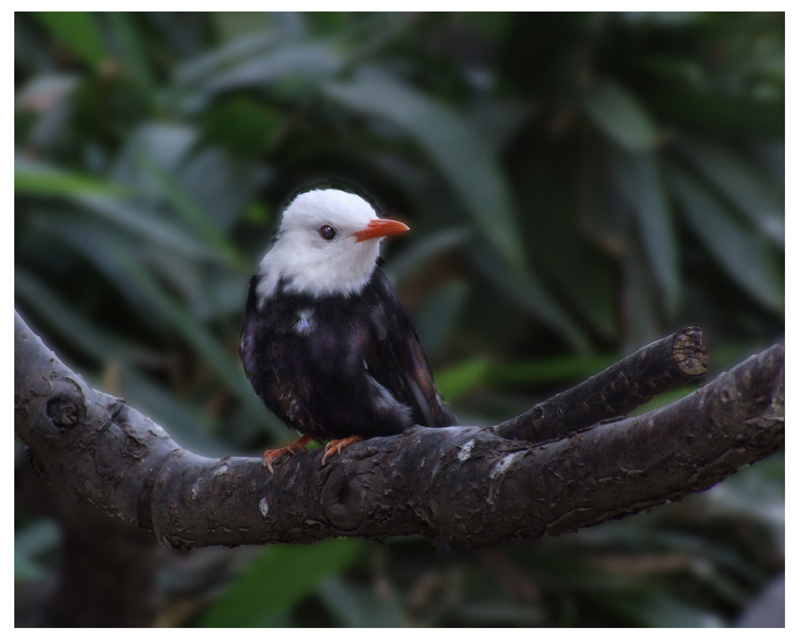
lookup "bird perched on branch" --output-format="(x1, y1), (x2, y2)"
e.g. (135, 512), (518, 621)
(240, 186), (456, 472)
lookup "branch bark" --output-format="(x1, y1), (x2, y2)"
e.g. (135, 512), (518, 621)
(493, 327), (708, 443)
(14, 311), (784, 549)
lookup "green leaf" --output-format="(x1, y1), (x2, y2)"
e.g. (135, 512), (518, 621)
(629, 386), (699, 416)
(633, 597), (725, 628)
(673, 138), (784, 248)
(115, 251), (285, 437)
(16, 268), (133, 364)
(385, 226), (472, 286)
(488, 354), (618, 387)
(524, 201), (617, 341)
(413, 281), (469, 359)
(107, 12), (156, 100)
(435, 356), (492, 402)
(212, 12), (274, 42)
(654, 89), (784, 139)
(202, 41), (345, 95)
(15, 157), (223, 278)
(111, 123), (198, 188)
(172, 32), (282, 89)
(668, 166), (783, 312)
(467, 241), (590, 352)
(15, 166), (128, 197)
(519, 161), (617, 340)
(28, 215), (165, 322)
(622, 243), (661, 352)
(641, 53), (706, 86)
(15, 520), (60, 581)
(200, 98), (283, 157)
(323, 68), (527, 276)
(702, 452), (784, 538)
(35, 12), (106, 69)
(72, 195), (227, 264)
(200, 538), (364, 627)
(612, 152), (681, 317)
(583, 80), (659, 152)
(134, 150), (248, 270)
(315, 577), (367, 627)
(174, 147), (274, 230)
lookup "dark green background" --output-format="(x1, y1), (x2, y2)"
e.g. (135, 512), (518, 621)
(15, 12), (784, 627)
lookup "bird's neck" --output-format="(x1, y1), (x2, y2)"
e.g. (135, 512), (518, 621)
(255, 246), (379, 309)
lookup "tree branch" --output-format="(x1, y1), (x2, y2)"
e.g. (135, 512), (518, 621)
(493, 327), (708, 443)
(15, 311), (783, 549)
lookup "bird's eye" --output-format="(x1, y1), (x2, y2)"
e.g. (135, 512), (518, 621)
(318, 225), (337, 241)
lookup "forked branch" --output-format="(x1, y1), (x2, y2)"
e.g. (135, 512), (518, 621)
(14, 312), (783, 549)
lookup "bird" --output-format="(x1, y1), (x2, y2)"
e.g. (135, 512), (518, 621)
(240, 186), (456, 472)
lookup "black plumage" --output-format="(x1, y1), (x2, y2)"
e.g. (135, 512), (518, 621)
(239, 187), (455, 470)
(241, 268), (455, 444)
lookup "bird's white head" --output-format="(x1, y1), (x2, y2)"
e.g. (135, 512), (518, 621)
(256, 188), (409, 303)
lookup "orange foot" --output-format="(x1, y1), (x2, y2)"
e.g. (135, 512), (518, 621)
(321, 436), (364, 466)
(262, 435), (313, 474)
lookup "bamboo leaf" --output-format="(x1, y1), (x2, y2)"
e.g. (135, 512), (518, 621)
(30, 215), (165, 322)
(114, 251), (285, 437)
(612, 151), (681, 317)
(435, 357), (492, 402)
(172, 32), (282, 89)
(134, 150), (247, 270)
(107, 12), (157, 99)
(201, 41), (344, 95)
(15, 521), (59, 581)
(200, 538), (364, 627)
(15, 165), (128, 197)
(413, 281), (469, 359)
(488, 354), (618, 387)
(668, 166), (783, 312)
(583, 80), (659, 152)
(16, 268), (134, 364)
(467, 241), (590, 352)
(654, 89), (784, 139)
(385, 227), (472, 286)
(73, 195), (227, 263)
(35, 12), (106, 69)
(674, 138), (784, 248)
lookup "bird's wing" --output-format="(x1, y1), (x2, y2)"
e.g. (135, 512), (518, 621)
(362, 270), (456, 428)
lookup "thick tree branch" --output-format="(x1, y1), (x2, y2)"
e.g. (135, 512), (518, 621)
(15, 311), (783, 549)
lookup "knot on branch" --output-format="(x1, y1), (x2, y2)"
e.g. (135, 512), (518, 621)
(320, 463), (369, 531)
(33, 377), (88, 443)
(46, 396), (81, 429)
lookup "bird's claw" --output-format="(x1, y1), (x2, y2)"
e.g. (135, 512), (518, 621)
(262, 451), (277, 474)
(261, 435), (313, 474)
(321, 436), (364, 466)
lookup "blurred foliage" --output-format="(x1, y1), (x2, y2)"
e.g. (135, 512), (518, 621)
(15, 11), (783, 628)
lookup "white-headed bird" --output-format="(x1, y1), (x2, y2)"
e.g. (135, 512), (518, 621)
(240, 187), (456, 472)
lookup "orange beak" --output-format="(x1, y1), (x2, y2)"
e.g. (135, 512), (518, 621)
(351, 218), (410, 243)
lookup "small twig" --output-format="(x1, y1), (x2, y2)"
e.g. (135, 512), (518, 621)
(493, 327), (707, 444)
